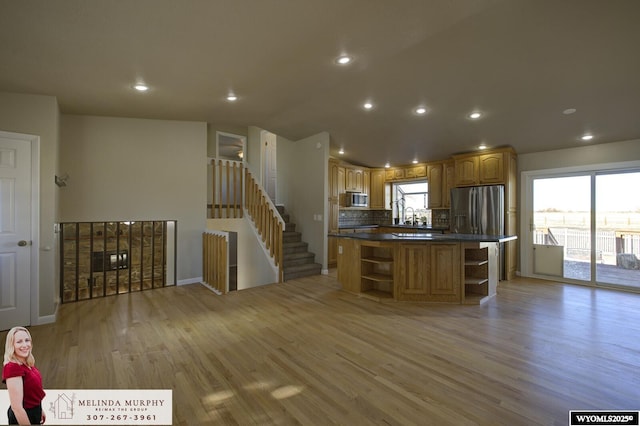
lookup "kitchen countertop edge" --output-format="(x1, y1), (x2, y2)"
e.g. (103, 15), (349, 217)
(330, 232), (517, 243)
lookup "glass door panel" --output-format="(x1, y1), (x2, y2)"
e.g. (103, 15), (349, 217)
(533, 176), (591, 281)
(595, 172), (640, 289)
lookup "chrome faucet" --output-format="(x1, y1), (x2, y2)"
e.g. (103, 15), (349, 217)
(404, 207), (415, 225)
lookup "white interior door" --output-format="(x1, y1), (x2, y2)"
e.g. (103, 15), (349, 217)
(0, 134), (32, 329)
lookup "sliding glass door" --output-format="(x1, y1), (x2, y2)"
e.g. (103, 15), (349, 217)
(595, 172), (640, 289)
(533, 175), (592, 281)
(527, 169), (640, 290)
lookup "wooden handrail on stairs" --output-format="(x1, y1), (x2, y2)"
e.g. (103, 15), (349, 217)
(202, 230), (228, 294)
(244, 168), (284, 283)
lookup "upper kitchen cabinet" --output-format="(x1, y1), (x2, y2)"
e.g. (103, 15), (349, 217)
(329, 160), (345, 199)
(385, 164), (426, 182)
(385, 168), (405, 181)
(443, 160), (455, 208)
(345, 166), (365, 192)
(427, 162), (443, 208)
(405, 164), (427, 179)
(453, 147), (516, 187)
(427, 160), (454, 209)
(369, 169), (386, 209)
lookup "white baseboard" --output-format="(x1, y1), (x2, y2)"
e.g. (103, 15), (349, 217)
(178, 277), (202, 286)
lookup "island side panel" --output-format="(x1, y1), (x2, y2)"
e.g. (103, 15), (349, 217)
(337, 237), (361, 294)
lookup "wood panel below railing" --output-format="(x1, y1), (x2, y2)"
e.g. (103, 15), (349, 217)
(202, 231), (228, 294)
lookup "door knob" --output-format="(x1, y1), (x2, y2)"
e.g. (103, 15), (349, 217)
(18, 240), (28, 247)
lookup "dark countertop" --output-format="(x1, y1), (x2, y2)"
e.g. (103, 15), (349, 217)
(338, 224), (450, 232)
(331, 232), (517, 243)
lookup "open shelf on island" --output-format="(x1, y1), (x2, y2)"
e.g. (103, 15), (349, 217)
(360, 244), (394, 298)
(361, 256), (393, 265)
(463, 242), (497, 304)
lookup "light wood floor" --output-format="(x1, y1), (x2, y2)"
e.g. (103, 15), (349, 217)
(15, 272), (640, 425)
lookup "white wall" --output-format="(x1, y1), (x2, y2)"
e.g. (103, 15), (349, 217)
(0, 92), (59, 320)
(288, 132), (330, 270)
(519, 139), (640, 172)
(205, 218), (278, 289)
(59, 115), (207, 283)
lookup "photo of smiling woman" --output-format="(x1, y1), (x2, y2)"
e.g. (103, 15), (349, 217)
(2, 327), (45, 425)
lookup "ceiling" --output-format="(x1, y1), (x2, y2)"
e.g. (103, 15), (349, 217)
(1, 0), (639, 168)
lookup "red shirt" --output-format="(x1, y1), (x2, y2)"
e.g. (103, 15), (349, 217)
(2, 362), (46, 408)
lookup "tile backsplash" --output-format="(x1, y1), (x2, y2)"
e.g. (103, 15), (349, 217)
(339, 209), (391, 227)
(338, 208), (451, 228)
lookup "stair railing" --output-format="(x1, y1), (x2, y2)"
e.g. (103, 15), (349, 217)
(202, 230), (228, 294)
(209, 159), (244, 219)
(244, 168), (284, 282)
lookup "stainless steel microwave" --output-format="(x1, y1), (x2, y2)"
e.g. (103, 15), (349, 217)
(346, 192), (368, 207)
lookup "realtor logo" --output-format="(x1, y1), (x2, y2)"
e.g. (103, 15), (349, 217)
(50, 392), (76, 420)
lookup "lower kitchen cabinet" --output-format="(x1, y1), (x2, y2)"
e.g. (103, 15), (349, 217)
(396, 243), (461, 302)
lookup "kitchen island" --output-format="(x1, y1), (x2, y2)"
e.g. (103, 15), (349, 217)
(332, 232), (517, 304)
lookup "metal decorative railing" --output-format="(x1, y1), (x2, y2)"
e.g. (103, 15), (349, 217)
(59, 220), (177, 303)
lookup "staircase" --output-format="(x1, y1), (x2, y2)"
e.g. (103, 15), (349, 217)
(277, 206), (322, 281)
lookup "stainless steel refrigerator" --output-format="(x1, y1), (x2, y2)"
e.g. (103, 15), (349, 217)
(450, 185), (505, 278)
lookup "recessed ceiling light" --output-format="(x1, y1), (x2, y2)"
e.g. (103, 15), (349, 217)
(226, 94), (238, 101)
(338, 148), (345, 155)
(563, 108), (577, 115)
(363, 102), (373, 110)
(133, 84), (149, 92)
(415, 107), (427, 115)
(335, 55), (352, 65)
(468, 111), (482, 120)
(581, 134), (594, 141)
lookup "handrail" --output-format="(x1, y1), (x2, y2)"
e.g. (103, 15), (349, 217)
(244, 168), (284, 282)
(202, 230), (228, 294)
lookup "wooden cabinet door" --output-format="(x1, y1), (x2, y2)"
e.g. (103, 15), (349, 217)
(329, 160), (342, 199)
(443, 160), (454, 208)
(385, 168), (405, 181)
(370, 169), (386, 209)
(405, 165), (426, 179)
(428, 243), (461, 303)
(354, 169), (364, 192)
(479, 153), (504, 184)
(345, 167), (364, 192)
(396, 244), (430, 300)
(427, 163), (443, 208)
(345, 168), (355, 191)
(454, 156), (479, 186)
(362, 170), (370, 197)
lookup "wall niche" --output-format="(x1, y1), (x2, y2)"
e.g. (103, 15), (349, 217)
(59, 220), (176, 303)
